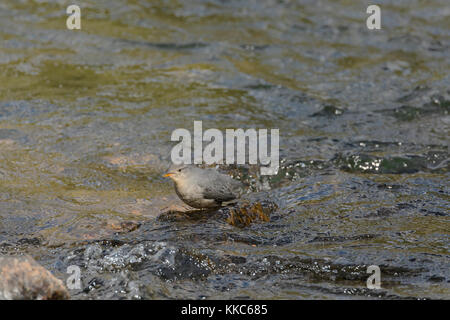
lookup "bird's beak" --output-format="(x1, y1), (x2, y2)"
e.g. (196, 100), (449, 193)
(163, 172), (173, 178)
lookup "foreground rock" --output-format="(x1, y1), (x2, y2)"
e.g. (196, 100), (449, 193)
(0, 255), (69, 300)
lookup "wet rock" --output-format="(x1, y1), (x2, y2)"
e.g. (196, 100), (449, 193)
(213, 164), (262, 192)
(96, 243), (148, 272)
(377, 183), (402, 190)
(224, 202), (274, 228)
(428, 275), (445, 282)
(0, 255), (69, 300)
(158, 208), (219, 223)
(390, 105), (423, 121)
(423, 210), (447, 217)
(17, 237), (42, 246)
(158, 200), (277, 228)
(223, 255), (247, 265)
(383, 91), (450, 121)
(155, 248), (214, 280)
(1, 0), (449, 301)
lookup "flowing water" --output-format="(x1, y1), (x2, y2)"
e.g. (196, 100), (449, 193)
(0, 0), (449, 299)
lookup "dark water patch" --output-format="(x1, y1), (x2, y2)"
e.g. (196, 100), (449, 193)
(271, 159), (332, 186)
(309, 234), (378, 243)
(386, 87), (450, 121)
(157, 199), (278, 228)
(381, 103), (449, 121)
(386, 105), (425, 121)
(422, 210), (448, 217)
(428, 275), (445, 282)
(47, 237), (434, 299)
(311, 105), (345, 117)
(244, 82), (275, 90)
(214, 255), (427, 284)
(115, 39), (209, 51)
(63, 241), (215, 282)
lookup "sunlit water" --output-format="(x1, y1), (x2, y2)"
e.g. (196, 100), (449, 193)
(0, 0), (448, 299)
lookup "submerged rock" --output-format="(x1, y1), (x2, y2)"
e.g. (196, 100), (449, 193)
(0, 255), (69, 300)
(224, 201), (274, 228)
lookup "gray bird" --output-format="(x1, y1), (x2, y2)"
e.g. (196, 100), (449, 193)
(163, 164), (244, 209)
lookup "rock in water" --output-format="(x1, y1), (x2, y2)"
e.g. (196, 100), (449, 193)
(0, 255), (70, 300)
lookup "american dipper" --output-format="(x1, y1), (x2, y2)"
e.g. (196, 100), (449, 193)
(163, 164), (244, 209)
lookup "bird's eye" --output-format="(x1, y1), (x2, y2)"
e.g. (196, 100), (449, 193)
(178, 169), (182, 172)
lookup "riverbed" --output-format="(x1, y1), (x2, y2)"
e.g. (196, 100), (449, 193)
(0, 0), (448, 299)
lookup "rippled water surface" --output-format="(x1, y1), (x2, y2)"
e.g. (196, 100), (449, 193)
(0, 0), (449, 299)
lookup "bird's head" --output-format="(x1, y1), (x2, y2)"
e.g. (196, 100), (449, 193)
(163, 164), (192, 183)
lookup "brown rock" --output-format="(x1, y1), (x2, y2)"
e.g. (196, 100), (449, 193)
(0, 255), (70, 300)
(226, 202), (272, 228)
